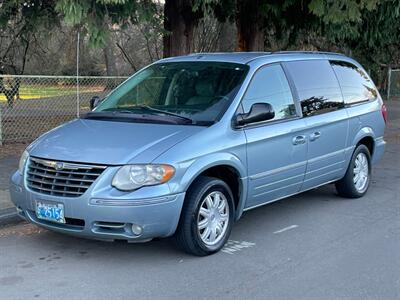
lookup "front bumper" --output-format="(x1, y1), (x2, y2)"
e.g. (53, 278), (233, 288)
(10, 171), (185, 242)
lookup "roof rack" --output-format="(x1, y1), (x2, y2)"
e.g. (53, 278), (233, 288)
(187, 51), (344, 57)
(271, 50), (344, 56)
(187, 52), (270, 56)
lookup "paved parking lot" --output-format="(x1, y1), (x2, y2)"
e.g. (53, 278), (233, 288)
(0, 101), (399, 299)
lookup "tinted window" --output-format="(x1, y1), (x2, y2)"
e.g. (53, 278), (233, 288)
(285, 60), (344, 117)
(241, 64), (297, 121)
(331, 61), (378, 104)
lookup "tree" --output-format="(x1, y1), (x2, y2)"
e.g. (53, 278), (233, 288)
(197, 0), (311, 52)
(0, 0), (59, 106)
(56, 0), (134, 77)
(163, 0), (203, 57)
(56, 0), (163, 73)
(307, 0), (399, 88)
(235, 0), (264, 51)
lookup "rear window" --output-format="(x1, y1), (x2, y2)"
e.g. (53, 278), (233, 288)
(331, 61), (378, 105)
(285, 60), (344, 117)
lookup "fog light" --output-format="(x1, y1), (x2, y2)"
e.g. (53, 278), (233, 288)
(131, 224), (143, 236)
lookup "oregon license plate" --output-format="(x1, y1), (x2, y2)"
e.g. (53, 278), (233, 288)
(35, 201), (65, 224)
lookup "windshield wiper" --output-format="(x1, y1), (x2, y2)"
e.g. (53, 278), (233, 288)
(102, 108), (135, 114)
(129, 105), (194, 124)
(83, 111), (185, 125)
(93, 106), (194, 124)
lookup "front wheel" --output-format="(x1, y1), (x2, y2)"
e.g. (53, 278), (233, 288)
(174, 176), (235, 256)
(335, 144), (371, 198)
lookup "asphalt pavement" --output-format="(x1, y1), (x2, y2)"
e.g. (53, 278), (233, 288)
(0, 101), (399, 299)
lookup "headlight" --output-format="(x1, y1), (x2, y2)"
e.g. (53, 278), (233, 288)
(18, 150), (29, 174)
(112, 164), (175, 191)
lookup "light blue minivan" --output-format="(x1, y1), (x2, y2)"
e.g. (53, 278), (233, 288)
(10, 52), (387, 255)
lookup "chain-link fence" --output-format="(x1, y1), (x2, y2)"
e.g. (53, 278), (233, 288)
(387, 68), (400, 100)
(0, 75), (128, 144)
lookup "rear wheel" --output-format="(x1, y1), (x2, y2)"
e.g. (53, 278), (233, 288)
(174, 176), (234, 256)
(335, 144), (371, 198)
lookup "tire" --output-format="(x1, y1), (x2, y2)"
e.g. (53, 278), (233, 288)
(335, 144), (372, 198)
(174, 176), (235, 256)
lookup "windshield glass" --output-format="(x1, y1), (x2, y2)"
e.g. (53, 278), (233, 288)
(93, 61), (249, 125)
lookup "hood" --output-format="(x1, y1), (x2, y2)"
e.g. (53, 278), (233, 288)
(28, 119), (205, 165)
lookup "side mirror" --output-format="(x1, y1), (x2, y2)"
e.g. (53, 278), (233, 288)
(90, 96), (101, 110)
(235, 102), (275, 126)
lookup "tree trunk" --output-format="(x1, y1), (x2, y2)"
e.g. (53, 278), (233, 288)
(103, 42), (117, 76)
(163, 0), (199, 58)
(236, 0), (265, 52)
(218, 22), (236, 52)
(103, 33), (118, 89)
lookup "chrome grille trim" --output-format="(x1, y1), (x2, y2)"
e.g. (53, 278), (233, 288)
(26, 157), (106, 197)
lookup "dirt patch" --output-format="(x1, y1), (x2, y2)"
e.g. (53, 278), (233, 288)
(0, 222), (45, 238)
(0, 142), (28, 160)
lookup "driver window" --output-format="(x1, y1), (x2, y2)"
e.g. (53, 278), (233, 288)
(242, 64), (297, 121)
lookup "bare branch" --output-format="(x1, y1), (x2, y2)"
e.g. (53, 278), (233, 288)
(116, 42), (138, 71)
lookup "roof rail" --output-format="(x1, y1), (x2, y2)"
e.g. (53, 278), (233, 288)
(271, 50), (345, 56)
(187, 51), (272, 56)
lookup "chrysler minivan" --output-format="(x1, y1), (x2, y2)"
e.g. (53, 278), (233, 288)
(10, 52), (387, 256)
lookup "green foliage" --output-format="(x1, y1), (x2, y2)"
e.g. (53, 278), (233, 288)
(54, 0), (160, 48)
(0, 0), (59, 28)
(55, 0), (90, 25)
(309, 0), (379, 23)
(0, 1), (60, 74)
(193, 0), (400, 86)
(1, 0), (399, 86)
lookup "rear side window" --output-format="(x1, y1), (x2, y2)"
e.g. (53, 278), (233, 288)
(331, 61), (378, 104)
(285, 60), (344, 117)
(241, 64), (297, 121)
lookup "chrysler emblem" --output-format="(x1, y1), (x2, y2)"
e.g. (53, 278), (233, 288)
(54, 162), (64, 170)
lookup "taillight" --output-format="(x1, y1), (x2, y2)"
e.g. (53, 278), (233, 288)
(381, 103), (388, 123)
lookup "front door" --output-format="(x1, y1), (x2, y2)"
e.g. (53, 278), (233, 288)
(241, 63), (308, 209)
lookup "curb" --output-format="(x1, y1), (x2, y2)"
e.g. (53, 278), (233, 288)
(0, 207), (20, 226)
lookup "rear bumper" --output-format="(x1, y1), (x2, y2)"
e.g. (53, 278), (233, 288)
(372, 137), (386, 165)
(9, 171), (185, 242)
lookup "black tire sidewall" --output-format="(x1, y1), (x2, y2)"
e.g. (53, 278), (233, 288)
(348, 145), (372, 197)
(188, 178), (235, 254)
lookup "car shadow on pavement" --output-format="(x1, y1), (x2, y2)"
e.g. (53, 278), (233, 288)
(4, 184), (346, 258)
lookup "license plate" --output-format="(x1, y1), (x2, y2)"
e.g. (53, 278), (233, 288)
(36, 201), (65, 224)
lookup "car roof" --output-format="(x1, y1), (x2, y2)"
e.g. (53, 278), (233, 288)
(157, 51), (352, 65)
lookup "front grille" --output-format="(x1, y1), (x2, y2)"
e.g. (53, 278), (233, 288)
(26, 157), (106, 197)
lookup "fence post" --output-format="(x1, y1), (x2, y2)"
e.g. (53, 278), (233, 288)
(0, 105), (3, 146)
(76, 31), (80, 118)
(387, 67), (391, 101)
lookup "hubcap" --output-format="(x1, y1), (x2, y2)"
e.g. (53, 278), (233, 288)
(353, 152), (369, 192)
(197, 191), (229, 246)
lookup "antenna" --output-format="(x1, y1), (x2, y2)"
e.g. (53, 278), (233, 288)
(76, 30), (80, 117)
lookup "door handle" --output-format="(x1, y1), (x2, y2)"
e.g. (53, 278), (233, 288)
(309, 131), (321, 142)
(292, 135), (307, 145)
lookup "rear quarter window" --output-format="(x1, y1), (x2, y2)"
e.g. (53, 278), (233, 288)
(330, 61), (378, 105)
(285, 60), (344, 117)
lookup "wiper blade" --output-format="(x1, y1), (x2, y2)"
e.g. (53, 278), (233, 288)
(133, 105), (194, 124)
(101, 108), (137, 114)
(82, 111), (182, 125)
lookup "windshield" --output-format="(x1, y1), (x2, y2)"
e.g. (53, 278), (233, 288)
(92, 61), (249, 125)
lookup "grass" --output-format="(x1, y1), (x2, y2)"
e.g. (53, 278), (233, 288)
(0, 85), (104, 101)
